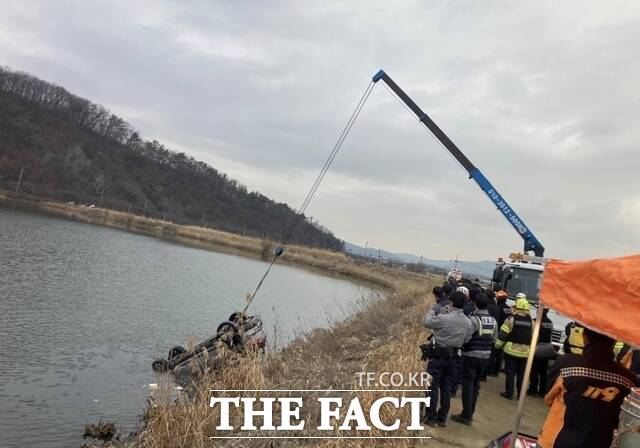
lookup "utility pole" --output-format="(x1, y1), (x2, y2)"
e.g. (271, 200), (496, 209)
(452, 254), (460, 271)
(143, 199), (148, 217)
(127, 203), (132, 214)
(15, 167), (24, 193)
(364, 241), (368, 261)
(100, 187), (105, 206)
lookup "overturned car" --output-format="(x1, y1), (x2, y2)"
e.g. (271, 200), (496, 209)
(151, 312), (266, 384)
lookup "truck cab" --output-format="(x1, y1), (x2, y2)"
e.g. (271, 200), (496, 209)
(492, 255), (569, 352)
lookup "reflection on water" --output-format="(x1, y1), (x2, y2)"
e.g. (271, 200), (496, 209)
(0, 207), (374, 448)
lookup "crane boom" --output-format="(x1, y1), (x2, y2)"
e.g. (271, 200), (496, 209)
(372, 69), (545, 257)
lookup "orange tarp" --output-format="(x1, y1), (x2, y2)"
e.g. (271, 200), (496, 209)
(539, 254), (640, 346)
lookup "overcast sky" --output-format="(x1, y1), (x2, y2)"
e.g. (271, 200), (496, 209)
(2, 1), (639, 261)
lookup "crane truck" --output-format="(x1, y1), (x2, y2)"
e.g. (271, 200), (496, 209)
(372, 69), (567, 350)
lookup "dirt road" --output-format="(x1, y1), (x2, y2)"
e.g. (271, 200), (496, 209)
(423, 373), (548, 447)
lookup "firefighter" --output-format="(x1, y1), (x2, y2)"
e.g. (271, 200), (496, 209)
(488, 290), (511, 376)
(564, 322), (585, 355)
(537, 328), (639, 448)
(614, 342), (640, 374)
(451, 293), (497, 425)
(422, 291), (474, 427)
(495, 293), (532, 400)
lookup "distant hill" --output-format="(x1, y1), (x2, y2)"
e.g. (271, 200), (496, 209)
(0, 67), (343, 250)
(344, 242), (495, 279)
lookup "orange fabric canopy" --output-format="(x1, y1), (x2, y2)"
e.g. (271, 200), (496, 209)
(539, 254), (640, 346)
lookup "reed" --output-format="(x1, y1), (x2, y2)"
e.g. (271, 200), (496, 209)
(0, 190), (421, 290)
(1, 190), (446, 446)
(138, 284), (432, 448)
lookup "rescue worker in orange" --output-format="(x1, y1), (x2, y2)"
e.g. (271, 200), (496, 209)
(538, 328), (639, 448)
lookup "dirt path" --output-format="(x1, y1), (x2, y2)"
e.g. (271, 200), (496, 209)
(423, 374), (548, 447)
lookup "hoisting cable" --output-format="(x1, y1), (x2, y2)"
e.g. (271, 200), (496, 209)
(242, 80), (376, 315)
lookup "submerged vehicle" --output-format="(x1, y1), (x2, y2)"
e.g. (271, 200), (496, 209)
(152, 312), (266, 385)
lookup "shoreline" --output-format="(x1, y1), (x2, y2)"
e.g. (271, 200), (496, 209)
(2, 189), (547, 447)
(0, 190), (419, 290)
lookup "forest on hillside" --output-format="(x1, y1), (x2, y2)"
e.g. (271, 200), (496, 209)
(0, 67), (343, 250)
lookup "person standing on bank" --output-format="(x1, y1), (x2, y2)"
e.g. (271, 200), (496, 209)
(527, 307), (554, 397)
(495, 293), (533, 400)
(488, 290), (511, 376)
(451, 293), (497, 425)
(537, 328), (639, 448)
(431, 286), (450, 314)
(422, 291), (474, 427)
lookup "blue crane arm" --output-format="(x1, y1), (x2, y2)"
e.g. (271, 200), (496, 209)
(372, 69), (545, 256)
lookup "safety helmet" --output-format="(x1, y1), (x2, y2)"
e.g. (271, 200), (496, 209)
(516, 292), (527, 300)
(515, 297), (530, 311)
(496, 290), (508, 299)
(456, 286), (469, 297)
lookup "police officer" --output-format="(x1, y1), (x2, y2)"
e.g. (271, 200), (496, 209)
(495, 293), (532, 400)
(451, 293), (497, 425)
(422, 291), (474, 427)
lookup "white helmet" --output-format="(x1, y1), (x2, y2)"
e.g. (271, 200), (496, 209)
(456, 286), (469, 297)
(516, 292), (527, 300)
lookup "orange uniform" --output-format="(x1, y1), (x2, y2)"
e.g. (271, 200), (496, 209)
(538, 344), (638, 448)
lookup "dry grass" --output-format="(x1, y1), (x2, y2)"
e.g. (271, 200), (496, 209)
(138, 282), (433, 448)
(0, 190), (418, 289)
(1, 190), (439, 446)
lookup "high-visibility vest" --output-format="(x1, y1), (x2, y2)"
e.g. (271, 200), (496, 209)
(566, 323), (584, 355)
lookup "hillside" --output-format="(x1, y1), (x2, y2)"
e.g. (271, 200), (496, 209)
(344, 241), (495, 278)
(0, 67), (342, 250)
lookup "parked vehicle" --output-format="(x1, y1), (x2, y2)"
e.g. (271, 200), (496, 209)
(492, 253), (570, 352)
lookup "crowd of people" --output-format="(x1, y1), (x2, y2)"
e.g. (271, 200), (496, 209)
(421, 276), (640, 447)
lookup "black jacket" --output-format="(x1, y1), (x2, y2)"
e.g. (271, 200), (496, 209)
(496, 299), (512, 327)
(540, 344), (639, 448)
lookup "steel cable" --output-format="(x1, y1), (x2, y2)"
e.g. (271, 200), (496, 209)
(243, 80), (375, 313)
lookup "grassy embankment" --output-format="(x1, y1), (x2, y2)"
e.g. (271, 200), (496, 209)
(0, 190), (407, 289)
(1, 190), (547, 447)
(1, 190), (439, 446)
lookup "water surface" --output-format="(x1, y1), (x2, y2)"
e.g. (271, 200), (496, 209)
(0, 208), (373, 448)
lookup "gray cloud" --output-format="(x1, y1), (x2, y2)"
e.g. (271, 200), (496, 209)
(1, 0), (639, 260)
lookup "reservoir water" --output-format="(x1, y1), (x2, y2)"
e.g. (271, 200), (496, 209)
(0, 208), (374, 448)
